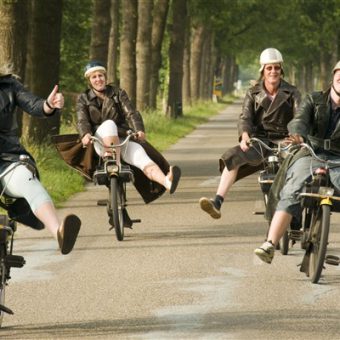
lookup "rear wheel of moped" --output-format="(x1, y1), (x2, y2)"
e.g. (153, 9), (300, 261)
(110, 176), (125, 241)
(309, 204), (330, 284)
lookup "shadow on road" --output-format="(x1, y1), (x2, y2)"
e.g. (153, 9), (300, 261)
(3, 309), (340, 339)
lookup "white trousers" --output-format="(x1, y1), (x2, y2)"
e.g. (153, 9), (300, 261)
(1, 163), (52, 213)
(94, 120), (154, 171)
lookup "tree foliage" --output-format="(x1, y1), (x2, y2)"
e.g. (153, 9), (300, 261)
(1, 0), (339, 144)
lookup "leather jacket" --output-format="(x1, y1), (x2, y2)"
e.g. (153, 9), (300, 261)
(76, 84), (144, 138)
(0, 75), (54, 230)
(238, 79), (301, 140)
(0, 75), (53, 171)
(288, 87), (340, 154)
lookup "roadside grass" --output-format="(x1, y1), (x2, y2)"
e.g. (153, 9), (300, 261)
(24, 96), (235, 207)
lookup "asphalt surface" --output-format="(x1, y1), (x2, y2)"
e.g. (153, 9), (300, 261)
(2, 99), (340, 339)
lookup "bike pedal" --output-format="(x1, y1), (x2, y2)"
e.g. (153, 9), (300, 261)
(131, 219), (141, 223)
(5, 254), (26, 268)
(0, 304), (14, 315)
(325, 255), (340, 266)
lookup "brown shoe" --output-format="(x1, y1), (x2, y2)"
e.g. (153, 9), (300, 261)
(57, 214), (81, 255)
(199, 197), (221, 219)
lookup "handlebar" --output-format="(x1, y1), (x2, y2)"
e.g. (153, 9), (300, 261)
(300, 143), (340, 166)
(247, 137), (292, 153)
(90, 130), (138, 149)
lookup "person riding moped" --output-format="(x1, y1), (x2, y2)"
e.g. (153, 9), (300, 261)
(74, 61), (181, 226)
(255, 60), (340, 264)
(199, 48), (301, 218)
(0, 64), (81, 255)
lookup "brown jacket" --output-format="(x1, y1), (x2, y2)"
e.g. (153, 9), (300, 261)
(53, 84), (170, 203)
(220, 79), (301, 181)
(76, 84), (144, 138)
(238, 79), (301, 140)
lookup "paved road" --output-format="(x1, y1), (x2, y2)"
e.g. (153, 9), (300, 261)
(2, 100), (340, 339)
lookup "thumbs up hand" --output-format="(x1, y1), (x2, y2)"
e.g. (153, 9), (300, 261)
(46, 85), (64, 110)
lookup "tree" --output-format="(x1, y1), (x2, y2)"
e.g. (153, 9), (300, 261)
(0, 0), (29, 137)
(166, 0), (187, 118)
(190, 24), (206, 102)
(89, 0), (111, 65)
(120, 0), (138, 106)
(23, 0), (63, 143)
(107, 0), (120, 84)
(0, 0), (28, 79)
(136, 0), (153, 111)
(182, 15), (191, 106)
(60, 0), (92, 93)
(149, 0), (169, 109)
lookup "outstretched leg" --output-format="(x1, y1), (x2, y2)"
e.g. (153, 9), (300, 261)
(254, 210), (292, 263)
(199, 166), (239, 219)
(143, 163), (181, 194)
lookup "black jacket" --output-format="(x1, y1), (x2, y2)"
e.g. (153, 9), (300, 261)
(288, 88), (340, 154)
(0, 75), (55, 169)
(0, 75), (55, 230)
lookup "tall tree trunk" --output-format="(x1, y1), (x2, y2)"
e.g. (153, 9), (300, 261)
(200, 32), (214, 100)
(24, 0), (63, 143)
(149, 0), (169, 109)
(107, 0), (119, 84)
(0, 0), (28, 137)
(0, 1), (28, 79)
(319, 48), (333, 90)
(222, 55), (236, 95)
(190, 24), (205, 102)
(120, 0), (137, 106)
(90, 0), (111, 65)
(305, 62), (314, 93)
(166, 0), (187, 118)
(182, 18), (191, 107)
(208, 35), (216, 100)
(136, 0), (153, 111)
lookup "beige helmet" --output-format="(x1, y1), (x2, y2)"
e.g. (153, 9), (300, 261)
(259, 48), (283, 72)
(333, 61), (340, 73)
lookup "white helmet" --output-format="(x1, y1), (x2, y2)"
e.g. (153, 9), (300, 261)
(333, 60), (340, 73)
(259, 48), (283, 72)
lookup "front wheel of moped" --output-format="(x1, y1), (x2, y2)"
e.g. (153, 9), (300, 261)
(309, 204), (330, 284)
(110, 176), (125, 241)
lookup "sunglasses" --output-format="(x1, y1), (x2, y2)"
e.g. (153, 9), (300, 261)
(265, 66), (281, 71)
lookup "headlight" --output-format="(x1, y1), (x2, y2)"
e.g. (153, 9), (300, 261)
(318, 186), (334, 196)
(107, 164), (119, 173)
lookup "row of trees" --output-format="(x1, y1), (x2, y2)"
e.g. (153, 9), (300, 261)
(0, 0), (339, 144)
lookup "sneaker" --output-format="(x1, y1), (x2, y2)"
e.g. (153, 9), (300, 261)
(254, 241), (275, 264)
(199, 197), (221, 219)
